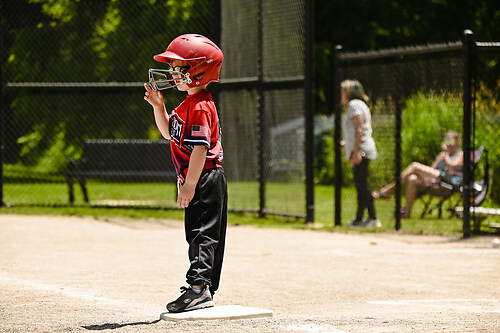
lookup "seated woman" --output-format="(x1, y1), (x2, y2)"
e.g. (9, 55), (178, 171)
(373, 130), (464, 218)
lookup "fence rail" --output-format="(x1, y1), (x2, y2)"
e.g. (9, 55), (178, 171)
(340, 41), (463, 60)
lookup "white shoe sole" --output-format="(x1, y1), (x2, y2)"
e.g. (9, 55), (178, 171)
(185, 300), (215, 312)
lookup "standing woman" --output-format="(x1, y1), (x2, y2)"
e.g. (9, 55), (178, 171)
(341, 80), (380, 228)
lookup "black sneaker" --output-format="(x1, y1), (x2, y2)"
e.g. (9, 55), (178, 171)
(166, 286), (214, 313)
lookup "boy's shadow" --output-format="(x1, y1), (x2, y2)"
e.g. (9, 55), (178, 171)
(81, 319), (161, 331)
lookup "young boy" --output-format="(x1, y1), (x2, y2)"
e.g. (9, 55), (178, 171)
(143, 34), (227, 313)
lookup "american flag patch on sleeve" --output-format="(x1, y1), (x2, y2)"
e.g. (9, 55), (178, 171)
(191, 125), (208, 137)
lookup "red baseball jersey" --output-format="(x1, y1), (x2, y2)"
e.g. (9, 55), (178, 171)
(168, 90), (223, 179)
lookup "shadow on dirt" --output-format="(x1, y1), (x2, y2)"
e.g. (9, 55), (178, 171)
(81, 319), (161, 330)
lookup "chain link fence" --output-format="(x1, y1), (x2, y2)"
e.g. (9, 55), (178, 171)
(2, 0), (218, 208)
(2, 3), (497, 229)
(202, 0), (313, 219)
(334, 33), (500, 234)
(1, 0), (313, 219)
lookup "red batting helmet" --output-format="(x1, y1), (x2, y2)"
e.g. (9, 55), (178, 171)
(150, 34), (223, 90)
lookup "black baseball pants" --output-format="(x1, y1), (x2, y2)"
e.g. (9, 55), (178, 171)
(184, 168), (227, 297)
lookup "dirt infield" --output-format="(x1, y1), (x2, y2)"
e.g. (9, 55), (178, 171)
(1, 214), (499, 332)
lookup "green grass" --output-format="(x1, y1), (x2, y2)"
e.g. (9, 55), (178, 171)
(1, 181), (495, 235)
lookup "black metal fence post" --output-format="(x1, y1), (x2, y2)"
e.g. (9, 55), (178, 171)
(0, 11), (4, 207)
(394, 55), (403, 230)
(462, 29), (473, 238)
(257, 0), (266, 218)
(305, 0), (315, 223)
(0, 80), (3, 208)
(333, 45), (342, 226)
(210, 0), (221, 108)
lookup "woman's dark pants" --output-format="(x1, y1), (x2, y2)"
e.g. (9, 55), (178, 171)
(352, 158), (376, 221)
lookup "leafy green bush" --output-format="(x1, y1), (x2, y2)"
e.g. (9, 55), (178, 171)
(7, 125), (77, 177)
(474, 82), (500, 204)
(402, 89), (500, 206)
(401, 92), (462, 168)
(315, 132), (333, 184)
(314, 92), (461, 186)
(315, 88), (499, 206)
(315, 131), (355, 186)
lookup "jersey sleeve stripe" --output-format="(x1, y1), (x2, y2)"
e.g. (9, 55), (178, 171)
(183, 138), (210, 147)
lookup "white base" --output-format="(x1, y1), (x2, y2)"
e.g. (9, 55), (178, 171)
(160, 305), (273, 321)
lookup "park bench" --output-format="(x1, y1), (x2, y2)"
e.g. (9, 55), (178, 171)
(66, 139), (176, 204)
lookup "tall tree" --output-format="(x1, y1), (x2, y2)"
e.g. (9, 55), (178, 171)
(315, 0), (500, 114)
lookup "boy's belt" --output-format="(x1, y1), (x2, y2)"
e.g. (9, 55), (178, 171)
(178, 160), (222, 185)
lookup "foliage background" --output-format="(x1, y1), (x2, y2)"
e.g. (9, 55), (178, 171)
(315, 0), (500, 114)
(3, 0), (214, 170)
(1, 0), (499, 212)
